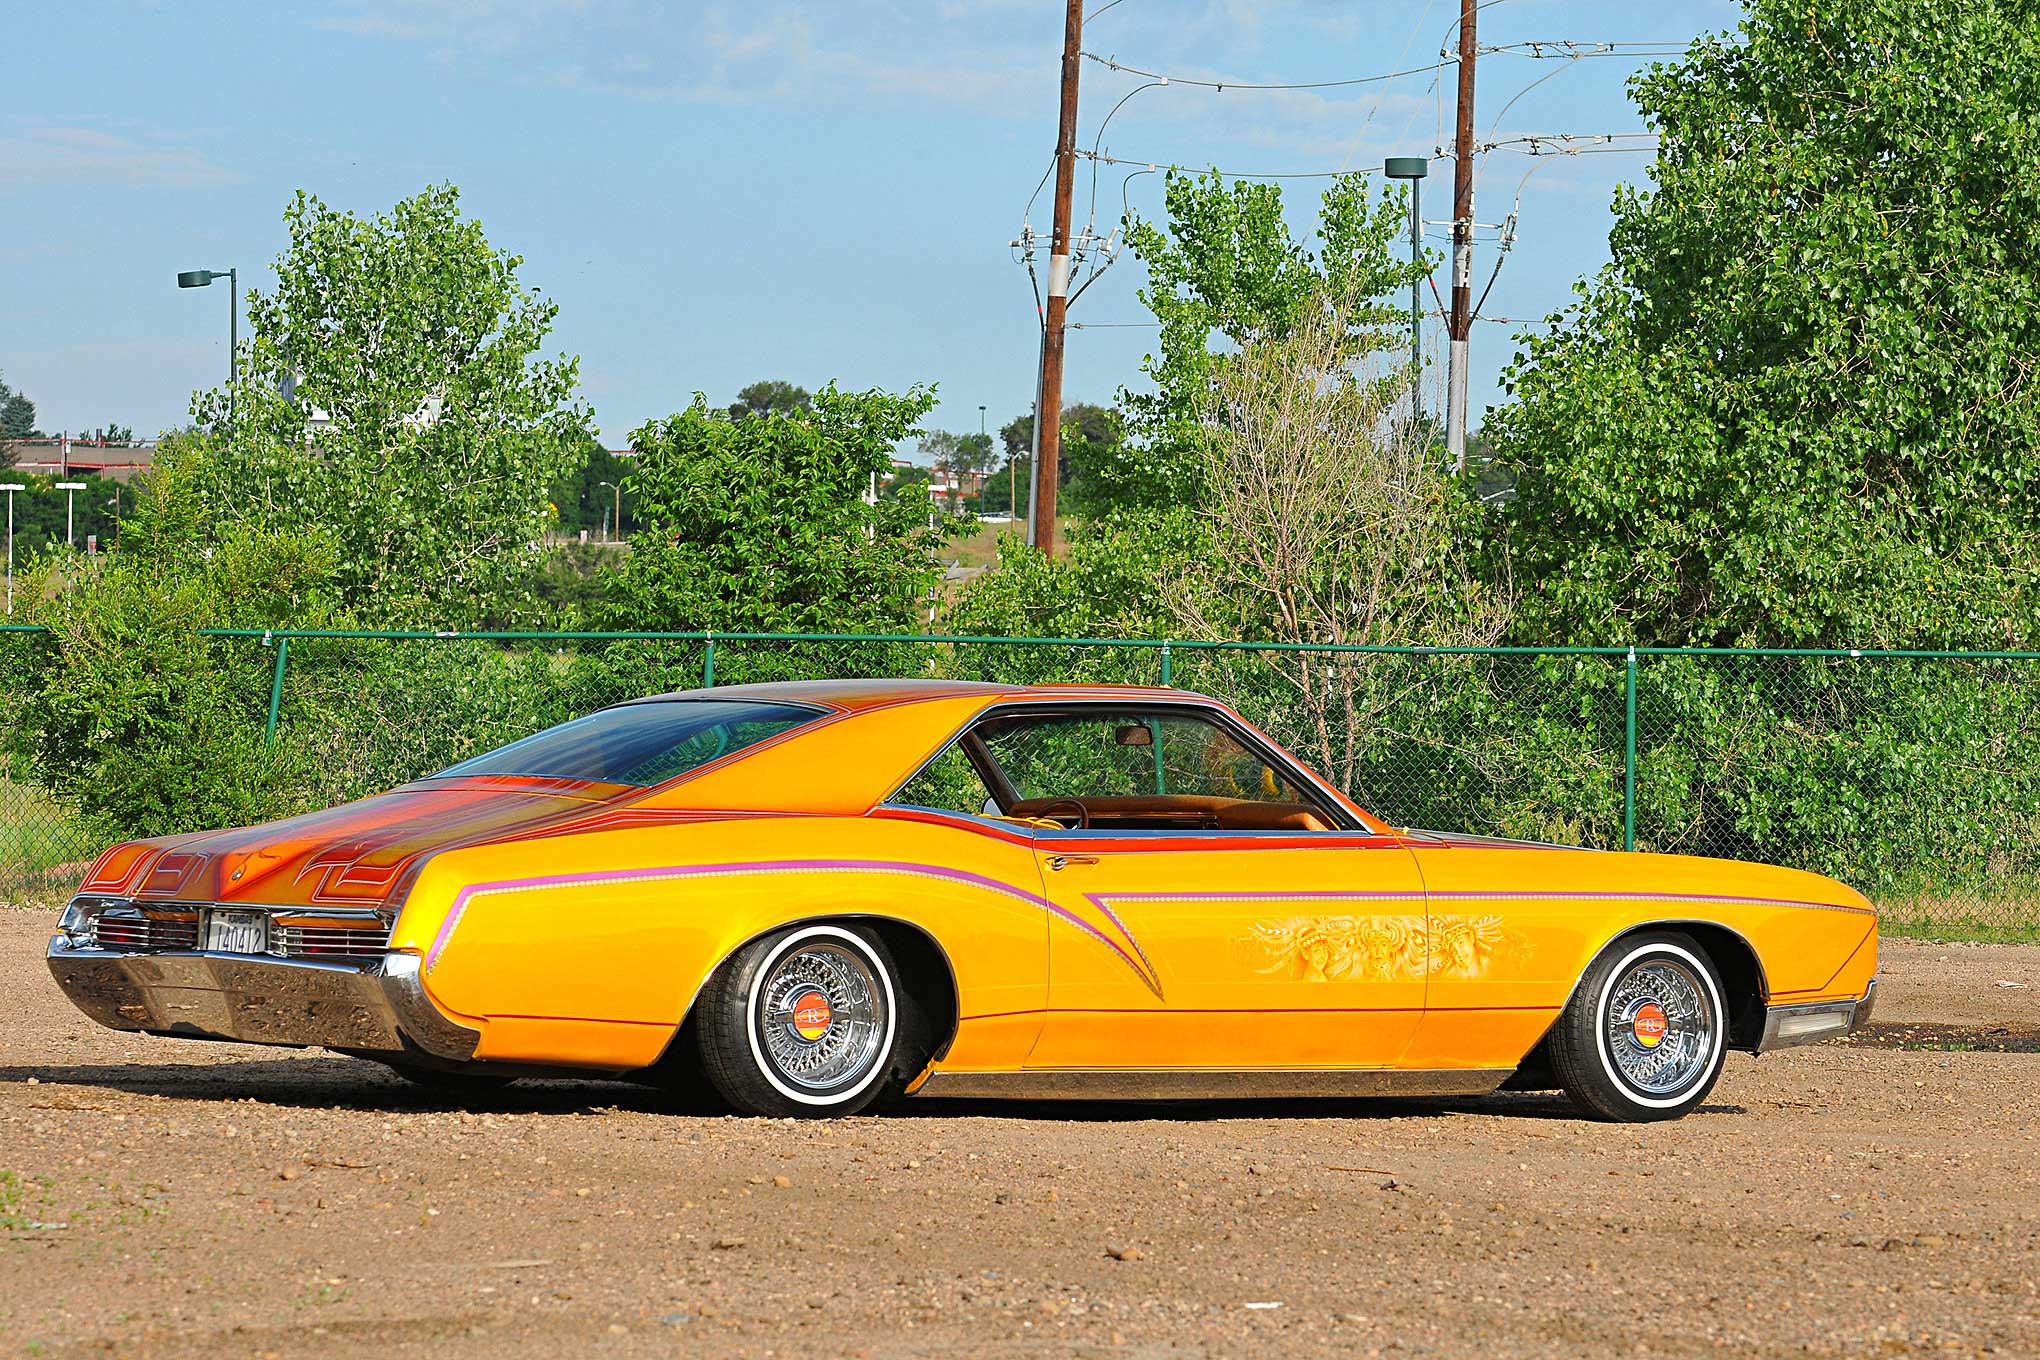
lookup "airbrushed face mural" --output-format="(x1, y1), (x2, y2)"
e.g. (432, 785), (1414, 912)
(47, 678), (1880, 1122)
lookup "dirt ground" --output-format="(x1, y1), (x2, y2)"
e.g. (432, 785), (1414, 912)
(1, 912), (2036, 1360)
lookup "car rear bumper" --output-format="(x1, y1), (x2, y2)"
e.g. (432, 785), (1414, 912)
(45, 937), (480, 1061)
(1757, 976), (1877, 1052)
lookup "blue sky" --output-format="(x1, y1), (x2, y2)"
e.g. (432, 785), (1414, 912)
(3, 0), (1741, 449)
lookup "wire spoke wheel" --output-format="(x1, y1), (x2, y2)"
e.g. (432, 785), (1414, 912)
(1550, 932), (1730, 1122)
(1601, 958), (1714, 1097)
(699, 924), (911, 1118)
(753, 940), (889, 1095)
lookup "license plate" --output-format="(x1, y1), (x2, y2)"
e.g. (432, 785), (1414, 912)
(206, 910), (269, 955)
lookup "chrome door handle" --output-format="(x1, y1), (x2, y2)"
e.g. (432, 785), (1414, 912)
(1046, 855), (1100, 871)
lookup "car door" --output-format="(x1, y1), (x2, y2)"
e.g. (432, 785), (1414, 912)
(971, 704), (1431, 1072)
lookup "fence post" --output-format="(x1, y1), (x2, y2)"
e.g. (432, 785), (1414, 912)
(702, 632), (716, 688)
(264, 635), (291, 746)
(1623, 646), (1637, 852)
(1160, 640), (1173, 687)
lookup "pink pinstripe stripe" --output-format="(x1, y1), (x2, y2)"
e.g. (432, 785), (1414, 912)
(423, 858), (1162, 996)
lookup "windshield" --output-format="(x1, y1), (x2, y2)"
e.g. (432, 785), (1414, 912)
(431, 700), (824, 787)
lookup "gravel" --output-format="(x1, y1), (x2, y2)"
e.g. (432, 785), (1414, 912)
(1, 909), (2035, 1358)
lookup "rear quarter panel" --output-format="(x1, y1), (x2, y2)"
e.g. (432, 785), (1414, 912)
(389, 814), (1049, 1069)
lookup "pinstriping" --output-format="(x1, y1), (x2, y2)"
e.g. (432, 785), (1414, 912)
(422, 859), (1163, 996)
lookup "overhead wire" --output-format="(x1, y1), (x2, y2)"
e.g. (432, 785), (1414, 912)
(1081, 51), (1449, 92)
(1341, 0), (1440, 172)
(1017, 0), (1668, 361)
(1479, 40), (1688, 57)
(1080, 148), (1406, 181)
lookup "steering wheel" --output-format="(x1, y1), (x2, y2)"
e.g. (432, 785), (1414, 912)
(1033, 798), (1091, 830)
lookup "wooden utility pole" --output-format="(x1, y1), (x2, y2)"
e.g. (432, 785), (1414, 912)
(1031, 0), (1083, 556)
(1445, 0), (1478, 473)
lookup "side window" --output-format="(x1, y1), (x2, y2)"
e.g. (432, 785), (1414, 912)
(891, 745), (994, 817)
(977, 716), (1157, 800)
(973, 710), (1319, 810)
(1151, 714), (1304, 803)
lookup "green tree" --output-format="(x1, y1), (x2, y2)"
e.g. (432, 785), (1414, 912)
(918, 429), (998, 510)
(0, 371), (37, 467)
(0, 471), (120, 556)
(1174, 280), (1509, 787)
(1486, 0), (2040, 649)
(604, 384), (941, 637)
(0, 372), (35, 440)
(1114, 171), (1424, 509)
(728, 379), (813, 420)
(546, 436), (633, 537)
(189, 185), (591, 627)
(11, 444), (344, 839)
(993, 402), (1122, 515)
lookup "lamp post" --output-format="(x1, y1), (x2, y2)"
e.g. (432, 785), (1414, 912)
(1384, 157), (1429, 418)
(1, 482), (23, 615)
(978, 404), (990, 516)
(55, 481), (86, 548)
(597, 481), (620, 542)
(177, 267), (238, 430)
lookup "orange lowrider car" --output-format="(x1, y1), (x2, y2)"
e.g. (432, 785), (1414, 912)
(47, 680), (1877, 1121)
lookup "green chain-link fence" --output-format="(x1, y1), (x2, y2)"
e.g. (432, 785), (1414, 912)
(5, 628), (2039, 938)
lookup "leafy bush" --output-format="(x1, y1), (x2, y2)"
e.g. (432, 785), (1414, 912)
(10, 459), (343, 840)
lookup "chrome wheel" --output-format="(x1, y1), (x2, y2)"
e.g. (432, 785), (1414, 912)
(1600, 955), (1716, 1098)
(749, 935), (891, 1100)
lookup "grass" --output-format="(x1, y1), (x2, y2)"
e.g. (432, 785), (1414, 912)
(0, 773), (97, 907)
(1875, 872), (2040, 944)
(1880, 919), (2040, 946)
(940, 518), (1028, 574)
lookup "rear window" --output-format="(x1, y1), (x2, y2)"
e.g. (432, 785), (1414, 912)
(431, 700), (823, 787)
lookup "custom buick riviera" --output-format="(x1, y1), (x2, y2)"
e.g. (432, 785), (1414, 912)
(47, 680), (1877, 1122)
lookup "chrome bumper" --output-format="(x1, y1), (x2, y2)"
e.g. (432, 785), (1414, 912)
(45, 938), (480, 1061)
(1757, 977), (1877, 1052)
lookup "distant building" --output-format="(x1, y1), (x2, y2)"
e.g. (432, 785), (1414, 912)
(7, 436), (154, 482)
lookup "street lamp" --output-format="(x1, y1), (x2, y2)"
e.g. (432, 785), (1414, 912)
(597, 481), (620, 542)
(55, 481), (86, 548)
(1384, 157), (1428, 416)
(177, 267), (239, 429)
(1, 482), (23, 615)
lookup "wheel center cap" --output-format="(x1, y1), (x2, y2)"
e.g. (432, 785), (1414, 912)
(790, 990), (834, 1042)
(1632, 1001), (1668, 1049)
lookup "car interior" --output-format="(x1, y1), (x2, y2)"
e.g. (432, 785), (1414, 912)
(892, 706), (1346, 833)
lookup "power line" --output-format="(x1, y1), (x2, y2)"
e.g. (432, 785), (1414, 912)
(1478, 134), (1659, 156)
(1477, 40), (1688, 58)
(1082, 50), (1447, 92)
(1072, 137), (1651, 190)
(1080, 148), (1412, 181)
(1342, 0), (1441, 172)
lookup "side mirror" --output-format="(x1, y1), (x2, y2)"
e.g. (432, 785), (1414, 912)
(1115, 724), (1153, 747)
